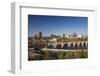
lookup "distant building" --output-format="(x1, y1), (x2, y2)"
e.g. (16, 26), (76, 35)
(73, 33), (77, 37)
(49, 38), (57, 42)
(63, 34), (65, 38)
(81, 35), (88, 38)
(67, 33), (77, 38)
(66, 33), (82, 38)
(34, 34), (37, 38)
(77, 35), (82, 38)
(38, 32), (42, 38)
(51, 34), (56, 38)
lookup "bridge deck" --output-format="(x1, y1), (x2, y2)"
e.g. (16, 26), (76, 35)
(42, 48), (87, 52)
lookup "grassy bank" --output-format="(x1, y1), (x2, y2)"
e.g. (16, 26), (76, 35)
(28, 50), (88, 61)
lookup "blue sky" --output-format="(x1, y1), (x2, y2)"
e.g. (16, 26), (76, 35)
(28, 15), (88, 37)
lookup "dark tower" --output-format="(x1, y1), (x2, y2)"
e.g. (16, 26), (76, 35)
(38, 32), (42, 38)
(63, 34), (65, 38)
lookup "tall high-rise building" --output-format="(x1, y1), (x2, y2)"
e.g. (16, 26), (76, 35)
(63, 34), (65, 38)
(73, 32), (77, 37)
(38, 32), (42, 38)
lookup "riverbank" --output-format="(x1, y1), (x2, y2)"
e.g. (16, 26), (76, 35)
(28, 49), (88, 61)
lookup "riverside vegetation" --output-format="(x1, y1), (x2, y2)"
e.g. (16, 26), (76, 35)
(28, 50), (88, 61)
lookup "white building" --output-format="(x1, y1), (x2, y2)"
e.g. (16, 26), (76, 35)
(49, 38), (57, 42)
(77, 35), (82, 38)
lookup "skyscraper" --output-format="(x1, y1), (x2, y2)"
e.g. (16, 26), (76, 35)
(38, 32), (42, 38)
(63, 34), (65, 38)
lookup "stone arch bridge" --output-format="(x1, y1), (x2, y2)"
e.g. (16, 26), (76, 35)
(47, 41), (88, 50)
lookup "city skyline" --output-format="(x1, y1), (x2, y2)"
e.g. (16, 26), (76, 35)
(31, 32), (87, 38)
(28, 15), (88, 37)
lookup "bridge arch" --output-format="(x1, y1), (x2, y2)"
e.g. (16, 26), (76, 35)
(56, 44), (62, 49)
(70, 43), (74, 49)
(87, 43), (88, 49)
(47, 45), (54, 49)
(83, 42), (87, 49)
(75, 43), (78, 49)
(79, 43), (82, 49)
(63, 43), (68, 49)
